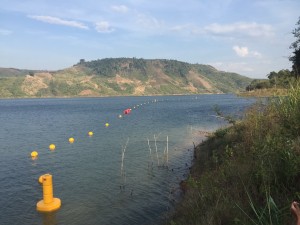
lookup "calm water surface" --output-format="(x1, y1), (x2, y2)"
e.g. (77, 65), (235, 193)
(0, 94), (255, 225)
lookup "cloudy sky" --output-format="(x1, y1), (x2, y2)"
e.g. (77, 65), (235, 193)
(0, 0), (299, 78)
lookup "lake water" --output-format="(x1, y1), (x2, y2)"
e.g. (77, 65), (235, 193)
(0, 94), (255, 225)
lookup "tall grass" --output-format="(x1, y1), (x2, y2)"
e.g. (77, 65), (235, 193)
(169, 83), (300, 225)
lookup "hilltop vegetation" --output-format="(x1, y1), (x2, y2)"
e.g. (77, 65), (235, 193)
(0, 58), (251, 98)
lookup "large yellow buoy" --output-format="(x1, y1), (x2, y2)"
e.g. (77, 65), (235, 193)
(105, 123), (109, 127)
(37, 174), (61, 212)
(49, 144), (56, 151)
(88, 131), (93, 137)
(68, 137), (75, 144)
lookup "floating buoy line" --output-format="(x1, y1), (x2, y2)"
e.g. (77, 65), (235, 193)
(28, 99), (161, 160)
(27, 98), (167, 211)
(26, 96), (203, 212)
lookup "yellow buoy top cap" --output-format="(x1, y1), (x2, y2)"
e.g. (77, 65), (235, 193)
(69, 137), (75, 143)
(39, 173), (52, 184)
(31, 151), (38, 157)
(49, 144), (56, 150)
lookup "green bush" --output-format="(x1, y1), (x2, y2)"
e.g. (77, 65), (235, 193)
(170, 83), (300, 225)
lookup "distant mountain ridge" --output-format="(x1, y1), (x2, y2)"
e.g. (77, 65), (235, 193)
(0, 58), (252, 98)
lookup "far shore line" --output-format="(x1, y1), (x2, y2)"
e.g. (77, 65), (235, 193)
(0, 92), (229, 100)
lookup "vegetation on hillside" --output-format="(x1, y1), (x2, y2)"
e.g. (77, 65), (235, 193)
(0, 68), (44, 77)
(0, 58), (252, 98)
(77, 58), (192, 79)
(76, 58), (251, 93)
(169, 83), (300, 225)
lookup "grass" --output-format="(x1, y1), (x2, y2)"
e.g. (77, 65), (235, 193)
(239, 88), (288, 97)
(169, 83), (300, 225)
(0, 77), (26, 97)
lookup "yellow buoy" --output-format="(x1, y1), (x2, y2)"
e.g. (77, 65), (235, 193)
(37, 174), (61, 212)
(68, 137), (75, 144)
(88, 131), (93, 137)
(49, 144), (56, 151)
(105, 123), (109, 127)
(31, 151), (38, 157)
(31, 151), (38, 160)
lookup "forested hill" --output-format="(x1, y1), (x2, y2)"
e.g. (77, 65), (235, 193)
(0, 58), (252, 98)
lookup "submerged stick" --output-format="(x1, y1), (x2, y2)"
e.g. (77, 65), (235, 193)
(166, 135), (169, 166)
(154, 134), (159, 166)
(147, 138), (153, 168)
(120, 138), (129, 190)
(121, 138), (129, 176)
(163, 147), (167, 166)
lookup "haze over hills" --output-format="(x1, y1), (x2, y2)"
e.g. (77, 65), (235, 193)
(0, 58), (252, 98)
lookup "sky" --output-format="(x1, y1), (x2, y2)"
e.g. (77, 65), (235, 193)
(0, 0), (299, 78)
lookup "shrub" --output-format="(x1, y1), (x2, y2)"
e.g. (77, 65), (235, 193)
(170, 83), (300, 225)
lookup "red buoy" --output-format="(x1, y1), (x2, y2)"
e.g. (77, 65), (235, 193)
(123, 108), (131, 114)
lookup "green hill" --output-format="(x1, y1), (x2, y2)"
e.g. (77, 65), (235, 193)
(0, 58), (252, 98)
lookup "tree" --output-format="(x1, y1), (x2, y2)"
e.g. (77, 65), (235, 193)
(289, 17), (300, 78)
(79, 59), (85, 64)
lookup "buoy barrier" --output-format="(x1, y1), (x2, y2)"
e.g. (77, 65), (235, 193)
(36, 174), (61, 212)
(49, 144), (56, 151)
(30, 99), (162, 162)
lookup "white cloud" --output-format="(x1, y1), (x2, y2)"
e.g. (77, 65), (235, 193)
(170, 24), (192, 32)
(136, 14), (164, 29)
(0, 29), (12, 35)
(204, 22), (274, 37)
(251, 51), (262, 58)
(111, 5), (129, 13)
(233, 45), (262, 58)
(95, 21), (114, 33)
(233, 46), (249, 57)
(28, 15), (89, 29)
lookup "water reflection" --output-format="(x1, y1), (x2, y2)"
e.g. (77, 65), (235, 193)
(41, 212), (57, 225)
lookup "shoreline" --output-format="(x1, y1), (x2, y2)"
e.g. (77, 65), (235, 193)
(163, 128), (213, 224)
(0, 92), (228, 100)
